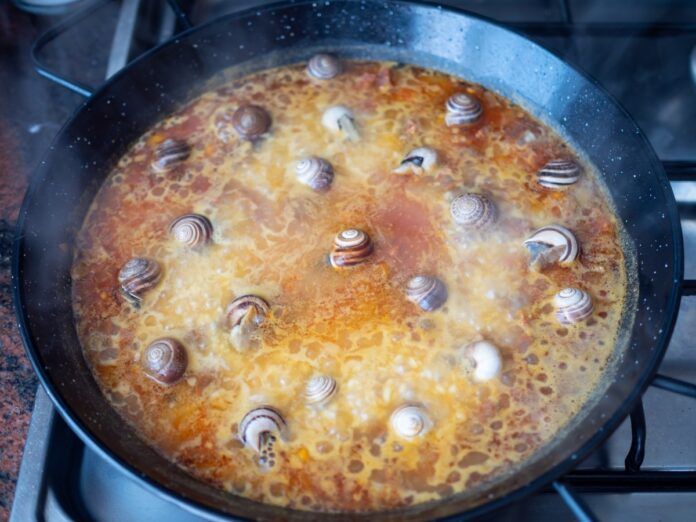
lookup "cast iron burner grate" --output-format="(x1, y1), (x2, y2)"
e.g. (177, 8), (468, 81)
(12, 1), (696, 520)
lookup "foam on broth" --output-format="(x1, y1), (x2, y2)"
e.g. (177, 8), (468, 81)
(71, 61), (627, 512)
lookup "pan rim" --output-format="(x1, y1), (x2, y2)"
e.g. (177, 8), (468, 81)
(11, 0), (684, 520)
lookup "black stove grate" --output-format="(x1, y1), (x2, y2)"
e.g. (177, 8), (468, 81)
(18, 1), (696, 520)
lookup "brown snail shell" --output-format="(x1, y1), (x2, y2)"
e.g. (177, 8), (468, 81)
(393, 147), (438, 175)
(405, 275), (448, 312)
(295, 157), (334, 192)
(142, 338), (188, 385)
(226, 295), (270, 351)
(445, 93), (483, 126)
(523, 225), (578, 270)
(536, 159), (581, 189)
(118, 257), (162, 307)
(239, 406), (288, 468)
(169, 213), (213, 248)
(304, 375), (338, 406)
(152, 138), (190, 172)
(554, 287), (593, 325)
(390, 403), (432, 439)
(307, 53), (341, 79)
(329, 229), (373, 268)
(232, 104), (271, 140)
(450, 193), (497, 229)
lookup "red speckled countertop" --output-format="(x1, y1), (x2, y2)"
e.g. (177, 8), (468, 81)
(0, 4), (97, 518)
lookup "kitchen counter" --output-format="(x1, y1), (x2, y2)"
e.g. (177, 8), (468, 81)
(0, 4), (88, 519)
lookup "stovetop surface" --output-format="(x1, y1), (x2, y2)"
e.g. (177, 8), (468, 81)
(6, 1), (696, 521)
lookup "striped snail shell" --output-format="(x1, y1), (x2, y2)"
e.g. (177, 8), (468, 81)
(390, 403), (432, 439)
(523, 225), (578, 270)
(169, 213), (213, 248)
(152, 138), (190, 172)
(329, 229), (374, 268)
(239, 406), (288, 468)
(445, 92), (483, 126)
(405, 275), (448, 312)
(232, 104), (271, 140)
(536, 159), (581, 189)
(450, 193), (497, 229)
(295, 157), (334, 192)
(118, 257), (162, 307)
(227, 295), (270, 351)
(393, 147), (438, 175)
(321, 105), (359, 142)
(142, 338), (188, 385)
(464, 341), (502, 382)
(307, 53), (341, 79)
(554, 287), (593, 325)
(227, 295), (270, 328)
(304, 375), (338, 406)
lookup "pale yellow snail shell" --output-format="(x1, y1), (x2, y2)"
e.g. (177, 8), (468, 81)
(554, 287), (593, 325)
(304, 375), (338, 406)
(390, 403), (432, 439)
(445, 93), (483, 126)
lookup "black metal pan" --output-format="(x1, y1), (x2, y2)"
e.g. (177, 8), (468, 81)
(12, 1), (684, 519)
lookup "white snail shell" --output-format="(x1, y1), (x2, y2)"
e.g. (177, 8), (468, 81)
(304, 375), (338, 406)
(464, 341), (502, 382)
(445, 93), (483, 126)
(450, 193), (497, 229)
(321, 105), (359, 141)
(393, 147), (438, 175)
(239, 406), (287, 469)
(295, 157), (334, 192)
(536, 159), (581, 189)
(169, 214), (213, 248)
(307, 53), (341, 79)
(405, 275), (448, 312)
(390, 403), (432, 439)
(554, 287), (594, 325)
(523, 225), (578, 269)
(329, 228), (374, 268)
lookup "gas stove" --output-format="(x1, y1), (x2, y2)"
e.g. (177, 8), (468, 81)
(8, 1), (696, 520)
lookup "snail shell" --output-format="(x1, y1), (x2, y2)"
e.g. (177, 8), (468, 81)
(393, 147), (438, 175)
(227, 295), (270, 328)
(307, 53), (341, 80)
(464, 341), (502, 382)
(304, 375), (338, 406)
(118, 257), (162, 307)
(227, 295), (270, 351)
(450, 193), (497, 229)
(152, 138), (190, 172)
(536, 159), (581, 189)
(321, 105), (359, 142)
(390, 403), (432, 439)
(142, 338), (188, 385)
(169, 213), (213, 248)
(329, 229), (374, 268)
(554, 287), (593, 325)
(523, 225), (578, 269)
(239, 406), (288, 468)
(445, 93), (483, 126)
(232, 104), (271, 140)
(405, 275), (448, 312)
(295, 157), (334, 192)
